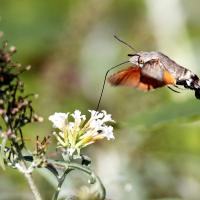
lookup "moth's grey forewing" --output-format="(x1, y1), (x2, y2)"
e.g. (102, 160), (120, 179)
(141, 59), (164, 82)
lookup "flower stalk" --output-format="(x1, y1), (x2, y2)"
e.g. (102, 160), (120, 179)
(23, 167), (42, 200)
(51, 161), (106, 200)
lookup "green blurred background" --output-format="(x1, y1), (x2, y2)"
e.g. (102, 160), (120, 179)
(1, 0), (200, 199)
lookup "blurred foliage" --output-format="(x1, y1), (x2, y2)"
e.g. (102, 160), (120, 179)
(0, 0), (200, 200)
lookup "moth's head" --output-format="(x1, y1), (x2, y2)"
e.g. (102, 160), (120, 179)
(128, 51), (159, 66)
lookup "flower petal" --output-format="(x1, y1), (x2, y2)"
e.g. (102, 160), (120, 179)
(102, 126), (115, 140)
(48, 112), (69, 130)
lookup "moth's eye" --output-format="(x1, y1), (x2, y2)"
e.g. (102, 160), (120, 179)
(138, 59), (144, 64)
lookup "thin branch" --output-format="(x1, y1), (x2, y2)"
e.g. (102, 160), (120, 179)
(20, 161), (42, 200)
(52, 168), (73, 200)
(68, 163), (106, 200)
(24, 172), (42, 200)
(51, 161), (106, 200)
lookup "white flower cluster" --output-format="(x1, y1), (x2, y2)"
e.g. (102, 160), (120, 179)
(48, 110), (115, 156)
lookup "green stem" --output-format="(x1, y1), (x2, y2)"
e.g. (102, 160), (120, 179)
(52, 168), (73, 200)
(69, 163), (106, 200)
(51, 161), (106, 200)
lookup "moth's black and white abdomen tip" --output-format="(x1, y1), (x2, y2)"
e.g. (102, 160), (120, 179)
(195, 89), (200, 99)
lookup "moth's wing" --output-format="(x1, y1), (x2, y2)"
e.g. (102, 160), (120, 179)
(141, 59), (176, 88)
(108, 60), (176, 92)
(141, 59), (163, 81)
(108, 65), (153, 91)
(108, 65), (141, 88)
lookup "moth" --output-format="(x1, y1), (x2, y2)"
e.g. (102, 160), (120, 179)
(108, 37), (200, 99)
(96, 36), (200, 110)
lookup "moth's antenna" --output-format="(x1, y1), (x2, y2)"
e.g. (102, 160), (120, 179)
(96, 60), (130, 111)
(114, 34), (138, 52)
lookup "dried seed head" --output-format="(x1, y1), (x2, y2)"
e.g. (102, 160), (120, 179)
(26, 65), (31, 71)
(33, 114), (44, 122)
(9, 46), (16, 54)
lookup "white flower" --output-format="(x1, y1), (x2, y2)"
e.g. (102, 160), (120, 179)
(49, 110), (115, 156)
(71, 110), (86, 121)
(68, 122), (75, 131)
(71, 110), (86, 127)
(101, 110), (115, 123)
(48, 112), (69, 130)
(89, 119), (103, 129)
(102, 126), (114, 140)
(88, 110), (97, 118)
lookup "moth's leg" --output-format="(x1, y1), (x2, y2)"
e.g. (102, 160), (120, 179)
(173, 85), (185, 90)
(167, 86), (180, 93)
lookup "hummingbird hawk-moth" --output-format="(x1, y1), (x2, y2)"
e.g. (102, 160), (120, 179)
(108, 51), (200, 97)
(108, 35), (200, 98)
(96, 36), (200, 110)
